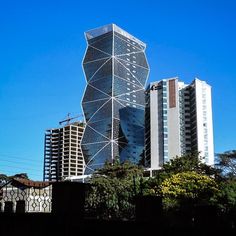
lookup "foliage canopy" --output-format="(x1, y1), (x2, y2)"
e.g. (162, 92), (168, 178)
(160, 171), (218, 202)
(86, 161), (143, 220)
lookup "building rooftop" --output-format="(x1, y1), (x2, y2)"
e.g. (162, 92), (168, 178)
(85, 23), (146, 47)
(1, 178), (51, 189)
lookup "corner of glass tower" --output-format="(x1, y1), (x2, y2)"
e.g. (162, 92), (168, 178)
(85, 24), (114, 40)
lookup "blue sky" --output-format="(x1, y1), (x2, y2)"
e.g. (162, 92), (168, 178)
(0, 0), (235, 180)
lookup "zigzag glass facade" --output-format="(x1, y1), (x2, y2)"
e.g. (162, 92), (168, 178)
(81, 24), (149, 174)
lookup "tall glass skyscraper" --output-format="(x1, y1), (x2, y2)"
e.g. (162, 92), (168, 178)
(81, 24), (149, 174)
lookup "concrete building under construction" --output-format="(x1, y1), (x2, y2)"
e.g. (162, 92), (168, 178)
(43, 121), (84, 181)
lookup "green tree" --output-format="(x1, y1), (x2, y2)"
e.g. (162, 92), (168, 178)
(141, 175), (161, 196)
(86, 161), (143, 220)
(160, 171), (218, 209)
(161, 152), (217, 177)
(142, 153), (219, 197)
(216, 150), (236, 179)
(212, 179), (236, 212)
(96, 159), (143, 179)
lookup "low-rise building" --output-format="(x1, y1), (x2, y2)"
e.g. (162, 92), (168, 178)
(0, 178), (52, 213)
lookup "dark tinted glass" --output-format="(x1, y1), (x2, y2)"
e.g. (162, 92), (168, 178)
(90, 76), (112, 96)
(83, 58), (109, 80)
(83, 85), (109, 102)
(89, 32), (113, 55)
(83, 46), (109, 63)
(83, 98), (109, 121)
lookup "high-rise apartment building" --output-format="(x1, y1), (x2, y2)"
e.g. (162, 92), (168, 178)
(81, 24), (149, 174)
(145, 78), (214, 172)
(43, 122), (84, 181)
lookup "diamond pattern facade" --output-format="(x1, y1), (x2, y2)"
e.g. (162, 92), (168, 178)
(81, 24), (149, 174)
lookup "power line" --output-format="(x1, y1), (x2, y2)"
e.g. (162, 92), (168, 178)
(0, 153), (42, 163)
(0, 158), (43, 166)
(0, 164), (42, 173)
(0, 169), (42, 178)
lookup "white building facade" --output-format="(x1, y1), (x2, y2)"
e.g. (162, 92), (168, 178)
(145, 78), (214, 172)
